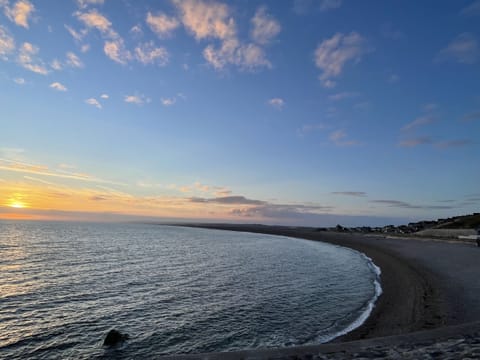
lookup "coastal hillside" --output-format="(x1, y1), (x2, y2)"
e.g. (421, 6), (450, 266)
(332, 213), (480, 235)
(433, 213), (480, 229)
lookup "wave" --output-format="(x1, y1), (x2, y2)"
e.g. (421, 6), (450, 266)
(319, 250), (382, 343)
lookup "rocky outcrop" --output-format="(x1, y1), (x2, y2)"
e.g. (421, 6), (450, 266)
(103, 329), (129, 346)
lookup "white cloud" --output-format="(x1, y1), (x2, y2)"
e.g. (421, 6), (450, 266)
(64, 24), (86, 42)
(402, 115), (435, 131)
(172, 0), (236, 40)
(161, 97), (176, 106)
(319, 0), (342, 12)
(460, 0), (480, 16)
(130, 24), (142, 36)
(17, 42), (48, 75)
(267, 97), (285, 109)
(436, 33), (479, 64)
(100, 93), (109, 99)
(315, 32), (370, 87)
(170, 0), (273, 71)
(49, 82), (67, 91)
(66, 51), (83, 68)
(76, 9), (113, 36)
(204, 38), (271, 70)
(4, 0), (35, 28)
(104, 39), (131, 64)
(134, 41), (169, 66)
(328, 91), (359, 101)
(329, 130), (359, 146)
(76, 0), (104, 9)
(124, 94), (150, 105)
(251, 6), (281, 45)
(50, 58), (62, 70)
(146, 12), (179, 38)
(0, 25), (15, 60)
(80, 44), (90, 53)
(13, 77), (24, 84)
(85, 98), (101, 109)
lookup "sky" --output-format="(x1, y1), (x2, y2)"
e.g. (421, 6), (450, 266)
(0, 0), (479, 226)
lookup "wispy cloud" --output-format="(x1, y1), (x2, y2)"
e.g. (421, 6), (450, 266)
(124, 94), (150, 106)
(85, 98), (101, 109)
(161, 97), (176, 106)
(66, 51), (83, 68)
(103, 39), (131, 64)
(435, 139), (473, 149)
(319, 0), (342, 12)
(371, 199), (454, 210)
(13, 77), (25, 84)
(0, 25), (15, 60)
(146, 11), (180, 38)
(461, 110), (480, 122)
(398, 136), (432, 147)
(402, 115), (435, 131)
(329, 130), (359, 146)
(17, 42), (48, 75)
(76, 0), (104, 9)
(332, 191), (367, 197)
(75, 8), (134, 65)
(0, 158), (121, 185)
(328, 91), (359, 101)
(251, 6), (281, 45)
(50, 58), (62, 70)
(190, 195), (266, 206)
(49, 82), (67, 92)
(436, 33), (479, 64)
(100, 93), (109, 99)
(134, 41), (169, 66)
(4, 0), (35, 28)
(297, 123), (327, 136)
(460, 0), (480, 16)
(64, 24), (87, 42)
(267, 97), (285, 109)
(315, 32), (370, 87)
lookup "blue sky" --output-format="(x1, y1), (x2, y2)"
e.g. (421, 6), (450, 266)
(0, 0), (479, 226)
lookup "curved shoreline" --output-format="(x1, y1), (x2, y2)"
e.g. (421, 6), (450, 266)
(177, 224), (450, 341)
(161, 223), (480, 359)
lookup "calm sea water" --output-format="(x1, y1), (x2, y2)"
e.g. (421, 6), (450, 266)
(0, 221), (380, 359)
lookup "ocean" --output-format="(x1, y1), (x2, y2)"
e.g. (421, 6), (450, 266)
(0, 221), (381, 359)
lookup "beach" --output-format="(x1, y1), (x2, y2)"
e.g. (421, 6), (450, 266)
(162, 224), (480, 359)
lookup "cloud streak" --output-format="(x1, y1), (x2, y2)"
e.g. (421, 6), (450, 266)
(436, 33), (479, 64)
(0, 158), (122, 185)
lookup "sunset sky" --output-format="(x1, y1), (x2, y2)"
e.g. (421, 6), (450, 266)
(1, 0), (479, 226)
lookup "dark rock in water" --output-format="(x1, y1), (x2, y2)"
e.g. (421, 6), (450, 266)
(103, 329), (129, 346)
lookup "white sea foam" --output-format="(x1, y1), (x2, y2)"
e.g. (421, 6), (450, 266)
(318, 250), (383, 344)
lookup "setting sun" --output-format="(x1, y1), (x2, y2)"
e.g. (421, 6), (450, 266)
(9, 201), (26, 208)
(8, 199), (27, 209)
